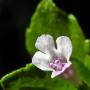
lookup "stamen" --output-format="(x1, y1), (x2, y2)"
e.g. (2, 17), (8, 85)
(54, 60), (60, 64)
(50, 63), (56, 68)
(50, 60), (65, 71)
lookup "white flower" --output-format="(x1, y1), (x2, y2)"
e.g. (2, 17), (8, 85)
(32, 34), (72, 78)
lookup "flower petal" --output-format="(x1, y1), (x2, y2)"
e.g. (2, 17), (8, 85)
(32, 51), (53, 71)
(56, 36), (72, 61)
(51, 61), (71, 78)
(35, 34), (56, 55)
(51, 70), (62, 78)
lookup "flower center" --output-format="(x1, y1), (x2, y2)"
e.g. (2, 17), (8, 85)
(50, 60), (65, 71)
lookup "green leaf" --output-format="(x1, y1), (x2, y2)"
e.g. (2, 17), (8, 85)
(83, 39), (90, 71)
(26, 0), (85, 62)
(26, 0), (69, 54)
(84, 39), (90, 54)
(84, 55), (90, 70)
(0, 64), (77, 90)
(72, 58), (90, 87)
(68, 15), (85, 61)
